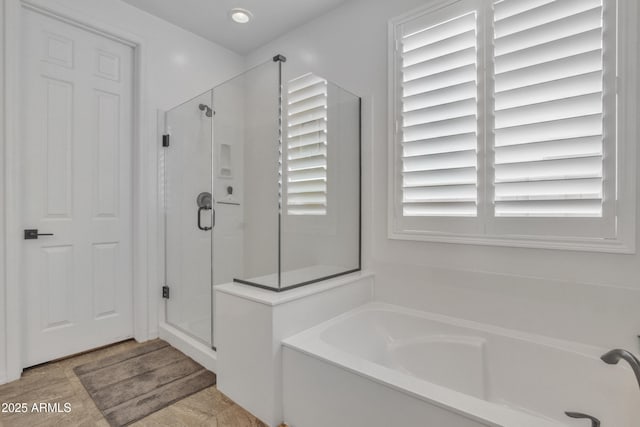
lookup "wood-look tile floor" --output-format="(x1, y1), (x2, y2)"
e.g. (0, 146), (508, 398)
(0, 340), (267, 427)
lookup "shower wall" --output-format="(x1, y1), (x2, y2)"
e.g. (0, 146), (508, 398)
(163, 59), (359, 312)
(240, 63), (280, 286)
(163, 62), (279, 346)
(240, 62), (361, 289)
(280, 81), (361, 287)
(211, 77), (246, 287)
(164, 86), (247, 347)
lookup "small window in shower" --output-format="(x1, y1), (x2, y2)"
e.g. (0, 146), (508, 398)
(286, 73), (328, 216)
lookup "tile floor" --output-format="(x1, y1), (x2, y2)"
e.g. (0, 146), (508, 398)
(0, 340), (266, 427)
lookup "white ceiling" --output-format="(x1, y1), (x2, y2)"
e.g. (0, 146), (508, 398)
(122, 0), (349, 54)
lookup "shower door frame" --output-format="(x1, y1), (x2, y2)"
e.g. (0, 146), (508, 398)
(159, 90), (216, 350)
(3, 0), (155, 383)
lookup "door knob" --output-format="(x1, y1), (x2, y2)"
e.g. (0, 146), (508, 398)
(24, 229), (54, 240)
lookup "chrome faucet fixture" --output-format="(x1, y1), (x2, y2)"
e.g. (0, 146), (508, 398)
(565, 412), (600, 427)
(601, 348), (640, 390)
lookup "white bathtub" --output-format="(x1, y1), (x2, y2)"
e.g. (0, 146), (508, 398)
(282, 303), (639, 427)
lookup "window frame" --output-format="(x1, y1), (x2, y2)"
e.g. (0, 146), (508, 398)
(388, 0), (637, 253)
(390, 0), (487, 237)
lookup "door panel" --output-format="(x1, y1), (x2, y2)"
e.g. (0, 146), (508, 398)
(21, 8), (134, 367)
(41, 245), (74, 330)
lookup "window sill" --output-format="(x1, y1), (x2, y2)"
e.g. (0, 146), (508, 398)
(388, 229), (636, 254)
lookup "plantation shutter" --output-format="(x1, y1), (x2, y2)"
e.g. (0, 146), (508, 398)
(493, 0), (606, 217)
(286, 73), (328, 215)
(400, 11), (479, 217)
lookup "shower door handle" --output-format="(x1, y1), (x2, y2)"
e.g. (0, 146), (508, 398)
(198, 207), (213, 231)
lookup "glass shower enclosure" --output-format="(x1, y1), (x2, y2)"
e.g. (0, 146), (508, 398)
(162, 57), (361, 349)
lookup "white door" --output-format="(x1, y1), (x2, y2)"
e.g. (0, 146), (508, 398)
(21, 8), (134, 367)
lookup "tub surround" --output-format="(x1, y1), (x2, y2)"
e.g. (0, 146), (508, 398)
(214, 272), (374, 427)
(282, 303), (639, 427)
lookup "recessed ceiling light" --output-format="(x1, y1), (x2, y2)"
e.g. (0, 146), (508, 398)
(230, 8), (252, 24)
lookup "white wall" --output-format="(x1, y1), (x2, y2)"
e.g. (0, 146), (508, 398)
(1, 0), (243, 380)
(246, 0), (640, 351)
(35, 0), (245, 110)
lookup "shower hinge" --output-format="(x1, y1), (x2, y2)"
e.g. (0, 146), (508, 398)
(162, 285), (170, 299)
(162, 134), (170, 147)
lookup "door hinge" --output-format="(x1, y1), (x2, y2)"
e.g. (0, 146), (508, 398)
(162, 134), (170, 147)
(162, 285), (170, 299)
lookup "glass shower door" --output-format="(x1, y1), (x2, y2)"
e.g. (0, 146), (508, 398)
(164, 90), (214, 347)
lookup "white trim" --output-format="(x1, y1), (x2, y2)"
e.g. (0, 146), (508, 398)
(0, 0), (5, 384)
(4, 0), (23, 384)
(159, 322), (216, 373)
(387, 0), (637, 254)
(614, 0), (639, 253)
(215, 271), (375, 307)
(387, 229), (634, 254)
(388, 0), (484, 237)
(2, 0), (155, 383)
